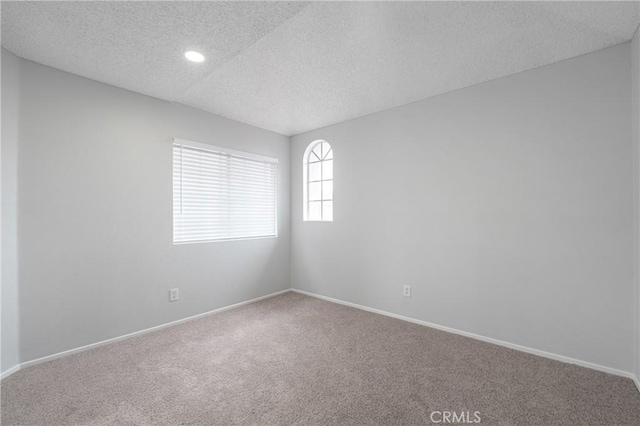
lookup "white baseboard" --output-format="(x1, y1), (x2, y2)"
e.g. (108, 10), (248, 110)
(14, 289), (291, 372)
(5, 287), (639, 395)
(291, 288), (638, 385)
(0, 364), (21, 380)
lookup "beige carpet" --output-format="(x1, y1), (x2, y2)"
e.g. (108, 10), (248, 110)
(2, 292), (639, 425)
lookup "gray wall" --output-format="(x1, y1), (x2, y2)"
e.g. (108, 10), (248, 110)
(633, 29), (640, 381)
(1, 49), (20, 374)
(17, 58), (291, 363)
(291, 44), (634, 373)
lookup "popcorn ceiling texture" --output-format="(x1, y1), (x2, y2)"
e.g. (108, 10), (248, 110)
(0, 1), (306, 109)
(1, 1), (639, 136)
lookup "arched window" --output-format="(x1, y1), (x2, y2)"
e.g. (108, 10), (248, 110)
(303, 140), (333, 221)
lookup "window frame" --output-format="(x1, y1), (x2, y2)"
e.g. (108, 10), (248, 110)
(173, 138), (279, 244)
(303, 140), (333, 222)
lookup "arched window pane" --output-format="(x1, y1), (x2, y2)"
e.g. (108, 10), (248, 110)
(309, 182), (322, 201)
(321, 142), (330, 158)
(323, 201), (333, 221)
(304, 140), (333, 221)
(325, 149), (333, 160)
(309, 162), (321, 181)
(322, 160), (333, 180)
(312, 144), (323, 160)
(322, 181), (333, 199)
(309, 202), (322, 220)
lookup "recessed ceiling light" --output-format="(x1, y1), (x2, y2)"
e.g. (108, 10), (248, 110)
(184, 51), (205, 63)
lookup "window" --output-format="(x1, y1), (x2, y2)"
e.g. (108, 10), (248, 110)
(303, 140), (333, 221)
(173, 139), (278, 244)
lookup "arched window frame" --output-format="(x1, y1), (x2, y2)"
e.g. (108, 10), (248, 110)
(303, 140), (333, 222)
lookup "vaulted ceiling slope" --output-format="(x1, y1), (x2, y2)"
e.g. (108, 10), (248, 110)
(2, 1), (639, 136)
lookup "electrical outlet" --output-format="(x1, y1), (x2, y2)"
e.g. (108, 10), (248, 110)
(169, 288), (179, 302)
(403, 285), (411, 298)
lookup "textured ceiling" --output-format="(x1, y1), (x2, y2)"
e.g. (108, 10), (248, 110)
(2, 1), (639, 136)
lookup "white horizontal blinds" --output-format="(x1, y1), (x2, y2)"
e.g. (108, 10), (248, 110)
(306, 141), (333, 221)
(173, 141), (277, 243)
